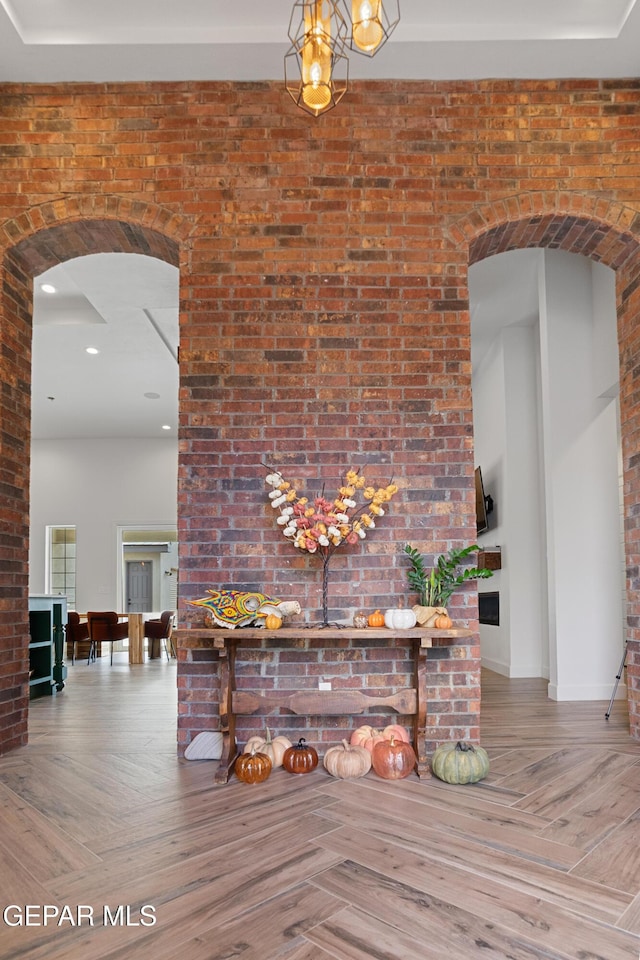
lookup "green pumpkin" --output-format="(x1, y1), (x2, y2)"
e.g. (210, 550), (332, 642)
(431, 740), (490, 784)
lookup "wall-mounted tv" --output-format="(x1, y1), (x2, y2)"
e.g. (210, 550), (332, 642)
(475, 466), (489, 535)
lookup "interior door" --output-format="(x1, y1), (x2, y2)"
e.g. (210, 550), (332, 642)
(126, 560), (153, 613)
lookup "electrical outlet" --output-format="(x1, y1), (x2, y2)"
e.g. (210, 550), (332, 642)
(318, 680), (332, 691)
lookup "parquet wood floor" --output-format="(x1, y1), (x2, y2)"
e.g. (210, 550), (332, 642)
(1, 656), (639, 959)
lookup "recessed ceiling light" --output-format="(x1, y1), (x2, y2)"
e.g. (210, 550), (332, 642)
(85, 347), (99, 355)
(40, 283), (56, 294)
(162, 425), (171, 431)
(144, 392), (161, 400)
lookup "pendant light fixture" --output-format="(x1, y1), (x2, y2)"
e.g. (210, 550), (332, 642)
(284, 0), (400, 116)
(285, 0), (349, 117)
(342, 0), (400, 56)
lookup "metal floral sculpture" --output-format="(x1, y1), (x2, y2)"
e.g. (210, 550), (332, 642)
(266, 467), (398, 625)
(189, 589), (301, 629)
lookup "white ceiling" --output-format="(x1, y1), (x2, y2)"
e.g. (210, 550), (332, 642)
(1, 0), (639, 82)
(32, 255), (179, 440)
(21, 2), (637, 439)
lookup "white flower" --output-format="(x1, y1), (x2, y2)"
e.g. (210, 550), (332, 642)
(357, 528), (366, 539)
(271, 495), (287, 508)
(266, 473), (282, 486)
(336, 513), (349, 524)
(377, 507), (385, 516)
(367, 519), (375, 529)
(343, 498), (356, 509)
(281, 506), (294, 516)
(276, 515), (289, 525)
(327, 525), (340, 538)
(318, 535), (330, 546)
(268, 489), (282, 499)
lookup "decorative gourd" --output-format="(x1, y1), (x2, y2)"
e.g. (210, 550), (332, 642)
(384, 608), (417, 630)
(367, 610), (385, 628)
(243, 727), (292, 768)
(371, 736), (416, 780)
(349, 724), (385, 752)
(350, 723), (410, 753)
(381, 723), (410, 744)
(430, 740), (490, 784)
(323, 739), (372, 779)
(282, 737), (319, 775)
(264, 613), (283, 630)
(234, 746), (272, 784)
(433, 613), (453, 630)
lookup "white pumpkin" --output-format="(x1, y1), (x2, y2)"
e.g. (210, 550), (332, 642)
(384, 608), (417, 629)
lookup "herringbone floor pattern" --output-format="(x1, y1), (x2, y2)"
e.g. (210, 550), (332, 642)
(0, 656), (639, 959)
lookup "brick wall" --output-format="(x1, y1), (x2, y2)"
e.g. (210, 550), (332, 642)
(1, 78), (640, 754)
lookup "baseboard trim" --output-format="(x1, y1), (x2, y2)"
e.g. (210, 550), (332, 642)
(547, 682), (627, 702)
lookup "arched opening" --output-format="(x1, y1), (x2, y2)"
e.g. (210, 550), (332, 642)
(0, 215), (182, 753)
(462, 209), (640, 734)
(470, 247), (624, 699)
(29, 252), (179, 626)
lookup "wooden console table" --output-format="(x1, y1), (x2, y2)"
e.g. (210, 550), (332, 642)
(178, 625), (472, 783)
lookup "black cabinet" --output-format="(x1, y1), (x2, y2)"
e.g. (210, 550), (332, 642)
(28, 595), (67, 698)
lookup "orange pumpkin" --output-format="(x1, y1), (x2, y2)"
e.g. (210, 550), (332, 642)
(367, 609), (385, 628)
(264, 613), (283, 630)
(434, 614), (453, 630)
(350, 724), (386, 753)
(282, 738), (319, 775)
(350, 723), (410, 754)
(371, 736), (417, 780)
(234, 747), (272, 784)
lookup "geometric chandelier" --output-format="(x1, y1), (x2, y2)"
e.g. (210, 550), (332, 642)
(285, 0), (401, 117)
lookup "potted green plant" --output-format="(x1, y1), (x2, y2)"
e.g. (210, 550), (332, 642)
(404, 543), (493, 607)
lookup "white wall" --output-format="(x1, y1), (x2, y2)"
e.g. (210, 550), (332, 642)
(472, 249), (625, 700)
(540, 251), (623, 699)
(472, 335), (508, 674)
(29, 438), (178, 612)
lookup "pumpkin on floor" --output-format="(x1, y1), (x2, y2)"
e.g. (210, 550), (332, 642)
(371, 735), (416, 780)
(282, 738), (319, 775)
(430, 740), (490, 784)
(243, 728), (292, 768)
(350, 723), (410, 753)
(234, 747), (272, 784)
(323, 740), (372, 779)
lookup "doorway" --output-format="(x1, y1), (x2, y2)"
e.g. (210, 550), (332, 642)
(469, 247), (626, 702)
(126, 561), (153, 613)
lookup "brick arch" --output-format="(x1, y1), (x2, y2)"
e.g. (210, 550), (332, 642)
(455, 198), (640, 740)
(0, 195), (193, 264)
(448, 194), (640, 268)
(0, 203), (188, 756)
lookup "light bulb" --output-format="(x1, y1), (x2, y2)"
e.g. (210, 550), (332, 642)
(352, 0), (383, 53)
(301, 35), (332, 113)
(310, 61), (322, 84)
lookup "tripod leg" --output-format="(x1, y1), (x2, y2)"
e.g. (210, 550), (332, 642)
(605, 645), (627, 719)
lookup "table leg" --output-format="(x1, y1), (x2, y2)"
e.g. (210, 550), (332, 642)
(128, 613), (144, 664)
(415, 640), (431, 778)
(215, 638), (239, 784)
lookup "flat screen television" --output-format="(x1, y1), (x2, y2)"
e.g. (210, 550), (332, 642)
(475, 466), (489, 535)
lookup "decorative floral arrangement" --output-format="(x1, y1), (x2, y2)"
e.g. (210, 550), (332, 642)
(265, 467), (399, 624)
